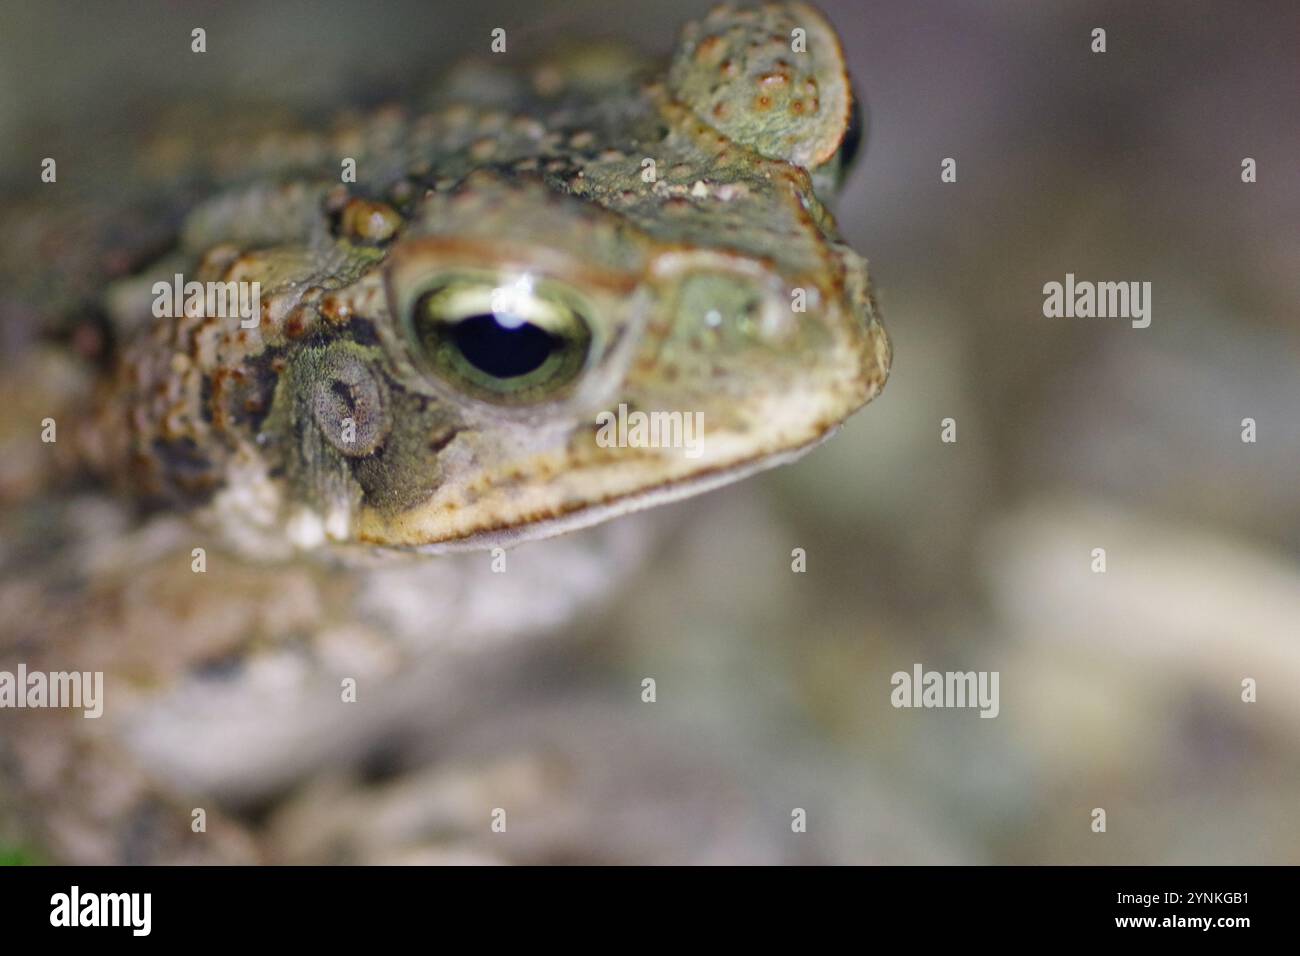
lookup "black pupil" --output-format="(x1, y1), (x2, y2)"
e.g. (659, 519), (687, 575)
(452, 313), (558, 379)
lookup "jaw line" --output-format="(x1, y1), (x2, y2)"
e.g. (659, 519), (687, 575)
(394, 424), (840, 555)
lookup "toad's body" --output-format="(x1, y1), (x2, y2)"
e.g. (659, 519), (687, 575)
(0, 3), (887, 863)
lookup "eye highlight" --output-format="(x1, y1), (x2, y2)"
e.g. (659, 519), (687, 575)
(406, 274), (593, 404)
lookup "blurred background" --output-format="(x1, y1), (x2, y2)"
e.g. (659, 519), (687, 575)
(1, 0), (1297, 863)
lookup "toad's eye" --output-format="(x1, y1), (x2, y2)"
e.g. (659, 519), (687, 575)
(406, 275), (593, 404)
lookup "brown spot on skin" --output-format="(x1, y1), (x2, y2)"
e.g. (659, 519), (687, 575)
(339, 198), (401, 244)
(712, 102), (729, 120)
(695, 34), (724, 62)
(755, 95), (773, 111)
(320, 294), (351, 324)
(283, 306), (318, 339)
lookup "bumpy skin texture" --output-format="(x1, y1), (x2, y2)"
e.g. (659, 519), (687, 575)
(0, 3), (888, 862)
(6, 0), (887, 557)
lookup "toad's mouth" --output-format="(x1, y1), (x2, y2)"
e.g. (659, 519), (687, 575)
(362, 423), (839, 555)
